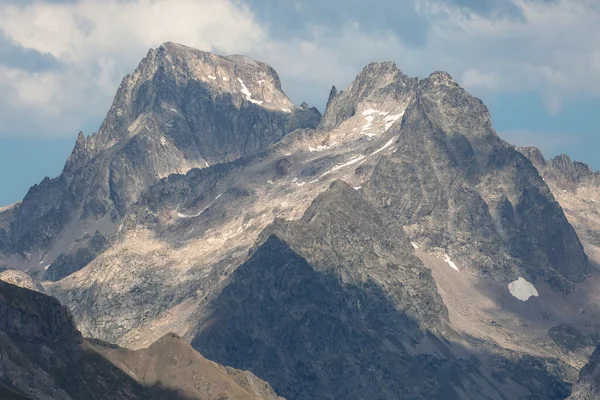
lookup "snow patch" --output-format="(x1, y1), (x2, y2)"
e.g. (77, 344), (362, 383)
(207, 75), (217, 80)
(443, 254), (459, 271)
(354, 186), (362, 190)
(222, 76), (229, 81)
(321, 155), (366, 177)
(44, 264), (50, 271)
(178, 206), (208, 219)
(411, 242), (419, 249)
(592, 199), (597, 202)
(160, 137), (167, 146)
(257, 79), (265, 85)
(281, 108), (291, 113)
(508, 277), (539, 301)
(169, 108), (178, 113)
(238, 78), (263, 105)
(204, 161), (210, 168)
(292, 177), (306, 187)
(215, 193), (223, 200)
(284, 153), (292, 156)
(361, 115), (376, 137)
(360, 109), (388, 137)
(309, 143), (335, 152)
(384, 112), (404, 130)
(371, 137), (398, 156)
(267, 180), (274, 185)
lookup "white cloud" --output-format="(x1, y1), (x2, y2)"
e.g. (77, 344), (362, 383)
(0, 0), (598, 137)
(0, 0), (266, 136)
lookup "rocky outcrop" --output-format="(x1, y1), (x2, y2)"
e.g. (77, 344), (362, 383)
(0, 270), (44, 293)
(568, 345), (600, 399)
(0, 280), (283, 400)
(191, 181), (574, 400)
(0, 280), (80, 344)
(318, 61), (416, 131)
(362, 72), (590, 293)
(519, 147), (600, 190)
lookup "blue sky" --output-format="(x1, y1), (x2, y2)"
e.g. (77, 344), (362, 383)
(0, 0), (598, 205)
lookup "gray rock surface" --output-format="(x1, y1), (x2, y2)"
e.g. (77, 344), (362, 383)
(362, 71), (589, 293)
(1, 41), (320, 262)
(518, 147), (600, 267)
(568, 345), (600, 399)
(191, 182), (575, 400)
(44, 232), (108, 282)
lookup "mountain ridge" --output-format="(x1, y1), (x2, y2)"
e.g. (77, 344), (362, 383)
(1, 42), (599, 400)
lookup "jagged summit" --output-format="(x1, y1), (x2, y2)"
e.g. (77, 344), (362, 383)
(519, 147), (600, 188)
(3, 42), (321, 257)
(319, 61), (415, 131)
(69, 41), (311, 169)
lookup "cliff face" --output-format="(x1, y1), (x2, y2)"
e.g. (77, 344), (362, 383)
(568, 345), (600, 400)
(362, 72), (589, 293)
(1, 42), (320, 263)
(519, 147), (600, 266)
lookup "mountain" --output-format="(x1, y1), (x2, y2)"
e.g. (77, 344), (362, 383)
(0, 41), (320, 274)
(0, 280), (283, 400)
(1, 43), (600, 399)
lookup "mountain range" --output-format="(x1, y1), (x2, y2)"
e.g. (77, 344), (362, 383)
(1, 41), (599, 399)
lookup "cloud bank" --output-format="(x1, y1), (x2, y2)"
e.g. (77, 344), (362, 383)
(0, 0), (598, 137)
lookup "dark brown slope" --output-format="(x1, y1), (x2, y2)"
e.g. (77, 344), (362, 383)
(91, 333), (283, 400)
(0, 280), (283, 400)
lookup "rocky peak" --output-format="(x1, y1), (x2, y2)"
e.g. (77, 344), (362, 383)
(326, 85), (338, 107)
(518, 146), (547, 171)
(6, 43), (321, 256)
(319, 61), (416, 131)
(425, 71), (458, 87)
(79, 42), (301, 161)
(518, 147), (600, 188)
(363, 72), (590, 292)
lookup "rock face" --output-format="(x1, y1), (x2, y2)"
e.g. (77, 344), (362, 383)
(44, 231), (109, 282)
(362, 72), (589, 293)
(0, 270), (45, 293)
(0, 280), (283, 400)
(192, 182), (574, 400)
(568, 345), (600, 399)
(519, 147), (600, 266)
(0, 41), (320, 263)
